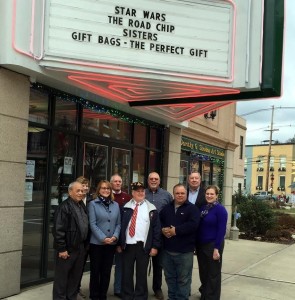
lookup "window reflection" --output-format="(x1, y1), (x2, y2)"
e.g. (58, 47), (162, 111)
(179, 160), (188, 185)
(212, 164), (221, 186)
(150, 128), (161, 149)
(134, 124), (147, 147)
(133, 148), (146, 183)
(82, 109), (131, 142)
(83, 142), (108, 194)
(51, 132), (76, 204)
(149, 151), (161, 174)
(29, 90), (49, 125)
(202, 162), (210, 187)
(112, 148), (131, 193)
(21, 129), (49, 283)
(55, 98), (77, 131)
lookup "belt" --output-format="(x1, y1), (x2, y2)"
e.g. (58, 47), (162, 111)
(127, 241), (144, 245)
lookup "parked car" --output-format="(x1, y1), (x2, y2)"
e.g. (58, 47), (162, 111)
(253, 191), (277, 201)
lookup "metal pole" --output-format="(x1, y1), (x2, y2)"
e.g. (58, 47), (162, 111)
(265, 106), (275, 191)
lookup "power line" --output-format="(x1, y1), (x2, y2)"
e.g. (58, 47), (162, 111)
(240, 106), (295, 117)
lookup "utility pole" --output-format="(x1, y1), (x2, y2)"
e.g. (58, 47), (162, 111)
(265, 105), (279, 192)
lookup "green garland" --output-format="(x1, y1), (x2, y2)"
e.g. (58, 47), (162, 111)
(32, 82), (163, 129)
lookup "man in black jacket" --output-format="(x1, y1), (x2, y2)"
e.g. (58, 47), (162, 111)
(187, 172), (206, 209)
(52, 181), (89, 300)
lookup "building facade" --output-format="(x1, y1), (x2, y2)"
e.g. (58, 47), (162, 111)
(244, 144), (295, 195)
(233, 116), (247, 194)
(0, 0), (284, 298)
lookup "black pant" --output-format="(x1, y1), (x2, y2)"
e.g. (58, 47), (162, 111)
(122, 242), (150, 300)
(196, 241), (224, 300)
(77, 245), (89, 292)
(152, 248), (163, 292)
(89, 244), (116, 300)
(53, 246), (85, 300)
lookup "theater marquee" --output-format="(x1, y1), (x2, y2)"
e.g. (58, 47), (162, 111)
(7, 0), (284, 123)
(45, 0), (235, 80)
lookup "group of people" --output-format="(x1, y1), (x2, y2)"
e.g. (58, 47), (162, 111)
(52, 172), (228, 300)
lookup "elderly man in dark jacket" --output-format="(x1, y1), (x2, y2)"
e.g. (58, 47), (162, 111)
(160, 183), (200, 300)
(52, 181), (89, 300)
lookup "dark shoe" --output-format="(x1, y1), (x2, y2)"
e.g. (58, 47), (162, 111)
(78, 290), (87, 298)
(114, 292), (122, 298)
(154, 290), (164, 300)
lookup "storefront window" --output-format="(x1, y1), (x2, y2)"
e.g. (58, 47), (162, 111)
(29, 89), (49, 125)
(51, 132), (77, 204)
(179, 160), (189, 185)
(133, 148), (146, 183)
(150, 127), (161, 149)
(24, 85), (164, 286)
(112, 148), (131, 192)
(190, 159), (200, 173)
(134, 124), (147, 147)
(55, 97), (77, 131)
(82, 109), (131, 142)
(149, 150), (161, 174)
(22, 129), (49, 283)
(202, 161), (211, 187)
(83, 142), (108, 193)
(212, 164), (221, 186)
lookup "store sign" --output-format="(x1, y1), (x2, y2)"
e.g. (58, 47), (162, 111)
(181, 137), (225, 159)
(45, 0), (235, 79)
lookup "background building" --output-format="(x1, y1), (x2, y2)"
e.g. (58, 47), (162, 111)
(233, 116), (247, 194)
(244, 143), (295, 195)
(0, 0), (283, 298)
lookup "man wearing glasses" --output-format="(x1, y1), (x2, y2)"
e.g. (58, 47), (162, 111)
(145, 172), (173, 300)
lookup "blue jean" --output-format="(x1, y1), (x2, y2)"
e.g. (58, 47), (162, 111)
(114, 252), (122, 293)
(162, 250), (194, 300)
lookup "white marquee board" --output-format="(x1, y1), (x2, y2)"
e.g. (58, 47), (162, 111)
(44, 0), (235, 79)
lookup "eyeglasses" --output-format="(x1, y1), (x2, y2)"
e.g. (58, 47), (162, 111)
(100, 187), (111, 190)
(149, 178), (159, 181)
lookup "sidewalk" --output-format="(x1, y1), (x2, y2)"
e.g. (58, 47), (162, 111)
(4, 239), (295, 300)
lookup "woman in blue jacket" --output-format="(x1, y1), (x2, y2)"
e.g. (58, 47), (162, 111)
(88, 180), (121, 300)
(196, 185), (228, 300)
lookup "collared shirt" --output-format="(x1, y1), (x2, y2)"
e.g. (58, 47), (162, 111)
(126, 200), (149, 244)
(188, 188), (199, 205)
(145, 187), (173, 212)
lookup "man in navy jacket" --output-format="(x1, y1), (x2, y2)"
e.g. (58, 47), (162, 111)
(160, 183), (200, 300)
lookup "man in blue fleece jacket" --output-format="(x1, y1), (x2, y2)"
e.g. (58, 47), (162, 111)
(159, 183), (200, 300)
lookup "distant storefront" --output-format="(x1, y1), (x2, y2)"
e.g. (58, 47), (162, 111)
(180, 136), (225, 198)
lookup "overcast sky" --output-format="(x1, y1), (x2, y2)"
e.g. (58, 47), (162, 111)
(236, 0), (294, 145)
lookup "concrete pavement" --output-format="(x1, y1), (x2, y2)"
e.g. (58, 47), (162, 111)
(4, 239), (295, 300)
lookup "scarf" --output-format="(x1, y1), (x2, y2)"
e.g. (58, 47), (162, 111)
(99, 196), (112, 207)
(201, 201), (219, 218)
